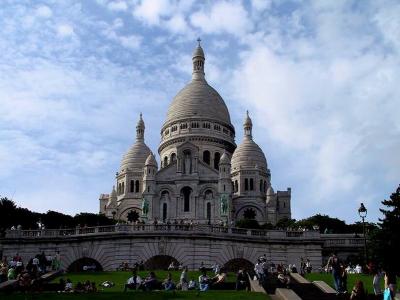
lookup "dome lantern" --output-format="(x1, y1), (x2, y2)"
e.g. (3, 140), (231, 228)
(192, 38), (205, 81)
(136, 113), (145, 141)
(244, 110), (253, 139)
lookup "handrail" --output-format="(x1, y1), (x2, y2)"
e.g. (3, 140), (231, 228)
(4, 224), (322, 240)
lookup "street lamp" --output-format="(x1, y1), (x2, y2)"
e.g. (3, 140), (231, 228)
(358, 203), (368, 265)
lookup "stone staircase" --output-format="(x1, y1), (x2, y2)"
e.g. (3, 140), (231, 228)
(289, 273), (349, 300)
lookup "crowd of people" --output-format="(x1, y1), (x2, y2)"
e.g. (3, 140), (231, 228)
(0, 251), (61, 292)
(121, 263), (249, 292)
(325, 253), (398, 299)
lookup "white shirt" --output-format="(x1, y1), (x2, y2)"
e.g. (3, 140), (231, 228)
(127, 275), (142, 285)
(254, 263), (264, 274)
(32, 258), (39, 265)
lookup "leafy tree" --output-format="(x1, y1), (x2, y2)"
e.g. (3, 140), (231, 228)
(275, 217), (296, 229)
(127, 210), (140, 223)
(41, 211), (74, 228)
(370, 185), (400, 273)
(295, 214), (347, 233)
(73, 213), (115, 227)
(236, 219), (260, 229)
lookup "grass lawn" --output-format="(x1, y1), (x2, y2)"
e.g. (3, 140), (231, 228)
(0, 291), (270, 300)
(305, 273), (400, 294)
(51, 271), (237, 293)
(2, 271), (273, 299)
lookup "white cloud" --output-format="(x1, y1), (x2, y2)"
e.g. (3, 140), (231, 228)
(57, 24), (75, 38)
(132, 0), (171, 25)
(190, 1), (252, 37)
(108, 1), (128, 12)
(119, 34), (142, 49)
(165, 14), (187, 34)
(36, 5), (53, 18)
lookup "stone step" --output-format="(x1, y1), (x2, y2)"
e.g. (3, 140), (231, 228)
(276, 288), (302, 300)
(312, 280), (336, 294)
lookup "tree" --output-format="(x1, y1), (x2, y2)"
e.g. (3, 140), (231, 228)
(295, 214), (347, 233)
(235, 219), (260, 229)
(127, 210), (139, 223)
(370, 185), (400, 273)
(275, 217), (296, 229)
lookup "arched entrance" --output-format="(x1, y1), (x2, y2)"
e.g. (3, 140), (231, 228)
(68, 257), (103, 272)
(144, 255), (179, 270)
(224, 258), (254, 272)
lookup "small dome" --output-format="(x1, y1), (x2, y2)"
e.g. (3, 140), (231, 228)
(120, 142), (151, 172)
(120, 114), (151, 172)
(267, 186), (274, 196)
(244, 110), (252, 127)
(193, 45), (204, 58)
(219, 151), (230, 164)
(145, 152), (158, 167)
(106, 186), (117, 208)
(231, 138), (267, 171)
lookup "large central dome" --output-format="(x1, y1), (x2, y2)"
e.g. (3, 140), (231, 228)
(162, 42), (233, 129)
(164, 80), (231, 126)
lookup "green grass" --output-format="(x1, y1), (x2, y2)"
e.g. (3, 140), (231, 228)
(51, 271), (237, 293)
(304, 273), (400, 294)
(0, 291), (270, 300)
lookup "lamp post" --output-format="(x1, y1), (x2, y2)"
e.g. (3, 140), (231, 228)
(358, 203), (368, 265)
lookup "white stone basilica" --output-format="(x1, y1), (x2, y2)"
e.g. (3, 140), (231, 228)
(99, 42), (291, 225)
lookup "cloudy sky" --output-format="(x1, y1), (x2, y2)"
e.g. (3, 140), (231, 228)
(0, 0), (399, 223)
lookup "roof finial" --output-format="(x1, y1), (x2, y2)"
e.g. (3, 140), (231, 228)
(140, 112), (142, 119)
(246, 110), (249, 117)
(197, 37), (201, 46)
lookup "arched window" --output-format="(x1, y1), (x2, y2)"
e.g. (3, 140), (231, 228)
(135, 180), (140, 193)
(223, 184), (226, 192)
(162, 203), (167, 222)
(264, 181), (267, 193)
(245, 179), (249, 191)
(118, 183), (121, 194)
(147, 186), (150, 192)
(121, 182), (125, 194)
(182, 187), (192, 212)
(203, 150), (210, 165)
(250, 178), (254, 191)
(214, 152), (220, 170)
(260, 180), (263, 192)
(235, 180), (238, 192)
(206, 202), (211, 221)
(171, 153), (176, 163)
(130, 180), (134, 193)
(163, 156), (168, 167)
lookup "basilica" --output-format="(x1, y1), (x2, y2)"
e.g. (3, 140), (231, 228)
(99, 42), (291, 225)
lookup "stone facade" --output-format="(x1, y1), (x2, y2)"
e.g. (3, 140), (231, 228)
(100, 42), (291, 225)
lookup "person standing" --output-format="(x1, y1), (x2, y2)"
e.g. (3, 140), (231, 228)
(179, 266), (188, 290)
(326, 253), (342, 294)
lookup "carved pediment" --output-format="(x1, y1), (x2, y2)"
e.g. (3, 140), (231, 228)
(198, 161), (219, 178)
(156, 162), (177, 179)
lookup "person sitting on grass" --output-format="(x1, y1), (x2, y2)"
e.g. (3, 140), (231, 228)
(124, 269), (142, 292)
(188, 279), (197, 290)
(74, 282), (85, 293)
(64, 278), (73, 292)
(350, 280), (367, 300)
(140, 271), (158, 291)
(168, 262), (176, 271)
(198, 270), (210, 292)
(162, 272), (175, 291)
(211, 270), (226, 289)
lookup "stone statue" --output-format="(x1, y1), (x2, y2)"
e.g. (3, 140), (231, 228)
(220, 194), (228, 216)
(184, 152), (191, 174)
(141, 197), (149, 216)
